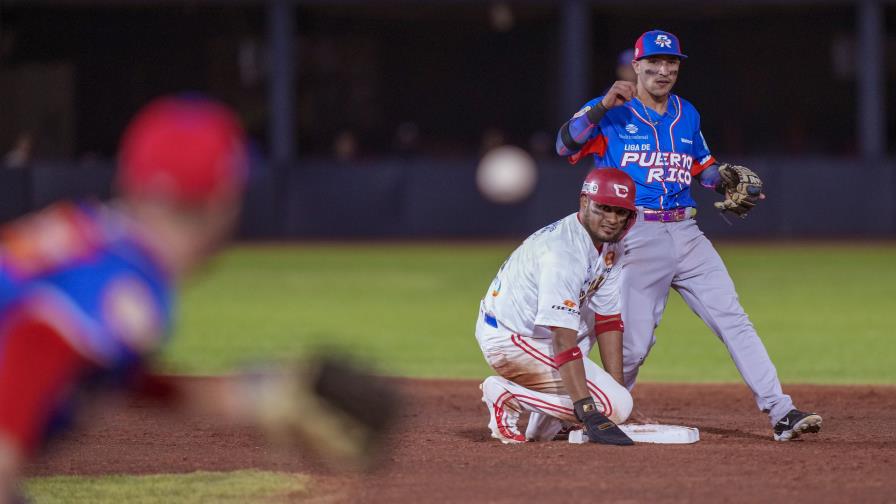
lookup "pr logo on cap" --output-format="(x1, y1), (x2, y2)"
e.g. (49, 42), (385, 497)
(633, 29), (687, 60)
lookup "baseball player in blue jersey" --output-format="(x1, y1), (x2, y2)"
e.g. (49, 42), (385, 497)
(556, 29), (822, 442)
(0, 96), (395, 500)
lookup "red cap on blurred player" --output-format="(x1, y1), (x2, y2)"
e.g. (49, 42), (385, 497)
(580, 168), (637, 212)
(117, 96), (248, 205)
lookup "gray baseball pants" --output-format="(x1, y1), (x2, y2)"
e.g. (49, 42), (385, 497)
(619, 210), (794, 426)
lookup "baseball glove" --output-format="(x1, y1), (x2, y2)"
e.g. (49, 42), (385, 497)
(713, 163), (763, 217)
(249, 354), (400, 471)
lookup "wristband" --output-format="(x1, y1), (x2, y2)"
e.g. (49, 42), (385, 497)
(554, 346), (582, 367)
(573, 397), (598, 422)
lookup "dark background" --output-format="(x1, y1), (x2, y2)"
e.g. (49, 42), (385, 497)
(1, 1), (894, 238)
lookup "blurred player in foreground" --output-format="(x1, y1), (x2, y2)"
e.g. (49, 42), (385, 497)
(476, 168), (638, 446)
(556, 29), (821, 441)
(0, 96), (395, 501)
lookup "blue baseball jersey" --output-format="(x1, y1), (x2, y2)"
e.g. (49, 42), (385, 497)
(0, 201), (174, 372)
(558, 94), (716, 210)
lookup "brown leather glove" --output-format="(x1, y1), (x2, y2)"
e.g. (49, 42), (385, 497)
(713, 163), (763, 217)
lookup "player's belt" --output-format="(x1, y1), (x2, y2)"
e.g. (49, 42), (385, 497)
(642, 207), (695, 223)
(483, 312), (499, 328)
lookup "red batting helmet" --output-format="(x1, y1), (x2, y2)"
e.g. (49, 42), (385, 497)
(581, 168), (638, 239)
(580, 168), (637, 212)
(117, 95), (248, 205)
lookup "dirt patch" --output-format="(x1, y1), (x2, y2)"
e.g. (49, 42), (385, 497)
(28, 380), (896, 503)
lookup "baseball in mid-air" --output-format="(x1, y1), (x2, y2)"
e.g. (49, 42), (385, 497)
(476, 145), (538, 204)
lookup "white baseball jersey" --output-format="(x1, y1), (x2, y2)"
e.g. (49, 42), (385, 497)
(478, 212), (622, 348)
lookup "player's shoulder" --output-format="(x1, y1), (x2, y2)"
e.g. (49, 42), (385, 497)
(0, 201), (104, 279)
(536, 216), (589, 262)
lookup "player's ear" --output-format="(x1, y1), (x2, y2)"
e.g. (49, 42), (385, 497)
(579, 195), (589, 213)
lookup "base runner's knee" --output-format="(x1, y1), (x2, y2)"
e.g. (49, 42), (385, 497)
(604, 384), (633, 425)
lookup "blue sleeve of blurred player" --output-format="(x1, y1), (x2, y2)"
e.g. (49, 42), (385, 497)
(0, 202), (174, 454)
(556, 98), (604, 156)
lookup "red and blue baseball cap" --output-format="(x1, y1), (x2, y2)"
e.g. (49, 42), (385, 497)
(118, 95), (248, 205)
(633, 29), (687, 60)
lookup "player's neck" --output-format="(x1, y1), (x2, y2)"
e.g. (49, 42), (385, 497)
(636, 87), (670, 114)
(118, 200), (205, 281)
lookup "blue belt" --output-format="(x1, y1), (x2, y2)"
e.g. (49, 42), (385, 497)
(483, 312), (499, 328)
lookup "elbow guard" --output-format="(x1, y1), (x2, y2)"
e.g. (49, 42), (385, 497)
(559, 121), (586, 152)
(558, 102), (609, 153)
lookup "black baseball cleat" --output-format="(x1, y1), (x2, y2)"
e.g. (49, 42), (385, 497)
(773, 409), (822, 441)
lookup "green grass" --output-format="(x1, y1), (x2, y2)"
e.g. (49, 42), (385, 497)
(25, 243), (896, 500)
(642, 244), (896, 384)
(162, 242), (896, 384)
(24, 470), (309, 503)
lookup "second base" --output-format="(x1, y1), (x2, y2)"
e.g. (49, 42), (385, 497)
(568, 424), (699, 444)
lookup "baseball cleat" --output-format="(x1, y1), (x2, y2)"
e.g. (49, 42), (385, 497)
(773, 409), (822, 441)
(491, 430), (527, 444)
(480, 379), (527, 444)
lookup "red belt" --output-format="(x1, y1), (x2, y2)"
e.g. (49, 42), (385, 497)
(642, 208), (694, 222)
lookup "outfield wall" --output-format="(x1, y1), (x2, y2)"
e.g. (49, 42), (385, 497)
(1, 158), (893, 239)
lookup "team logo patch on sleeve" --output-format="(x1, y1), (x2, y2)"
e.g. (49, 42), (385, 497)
(551, 299), (580, 316)
(573, 106), (592, 119)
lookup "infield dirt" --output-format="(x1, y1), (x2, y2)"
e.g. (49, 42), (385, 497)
(29, 379), (896, 503)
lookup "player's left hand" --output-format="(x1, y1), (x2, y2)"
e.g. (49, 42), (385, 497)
(574, 397), (634, 445)
(713, 163), (764, 217)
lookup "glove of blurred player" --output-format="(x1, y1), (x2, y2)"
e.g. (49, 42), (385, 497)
(713, 163), (763, 217)
(574, 397), (633, 446)
(247, 354), (399, 471)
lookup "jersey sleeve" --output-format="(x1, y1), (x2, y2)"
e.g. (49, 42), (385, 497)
(556, 97), (606, 157)
(690, 112), (716, 176)
(533, 250), (584, 331)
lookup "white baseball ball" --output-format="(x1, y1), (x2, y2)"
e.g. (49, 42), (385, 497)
(476, 146), (538, 204)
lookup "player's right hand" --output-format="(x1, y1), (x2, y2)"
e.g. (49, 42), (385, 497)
(574, 397), (634, 446)
(601, 81), (636, 109)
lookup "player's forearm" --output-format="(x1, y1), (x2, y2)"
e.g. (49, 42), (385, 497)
(555, 103), (608, 156)
(552, 327), (590, 402)
(698, 163), (723, 193)
(596, 330), (624, 385)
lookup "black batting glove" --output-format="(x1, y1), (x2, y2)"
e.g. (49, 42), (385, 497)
(573, 397), (634, 446)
